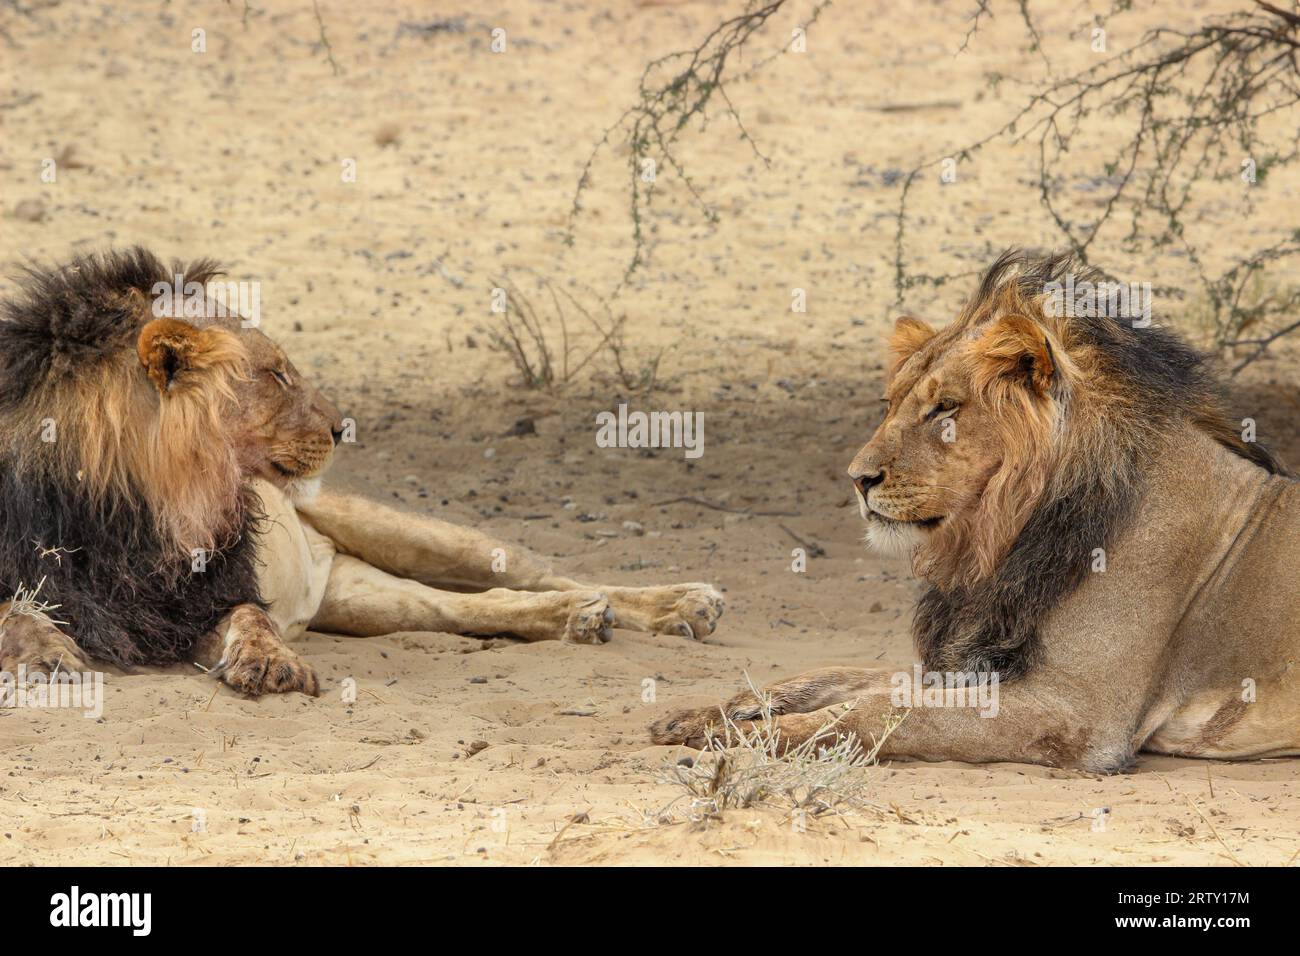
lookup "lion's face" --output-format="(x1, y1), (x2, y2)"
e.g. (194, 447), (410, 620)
(848, 312), (1058, 565)
(136, 314), (343, 501)
(227, 326), (344, 496)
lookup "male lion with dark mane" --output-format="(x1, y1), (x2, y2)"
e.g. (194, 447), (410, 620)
(0, 249), (723, 696)
(652, 250), (1300, 773)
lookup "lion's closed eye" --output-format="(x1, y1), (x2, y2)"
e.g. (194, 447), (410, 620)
(925, 399), (960, 421)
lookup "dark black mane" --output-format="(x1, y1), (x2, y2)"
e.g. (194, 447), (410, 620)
(0, 475), (264, 667)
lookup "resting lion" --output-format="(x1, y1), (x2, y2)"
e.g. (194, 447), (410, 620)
(0, 249), (723, 695)
(652, 250), (1300, 773)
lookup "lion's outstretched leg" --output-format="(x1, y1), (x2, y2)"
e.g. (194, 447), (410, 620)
(651, 668), (1126, 773)
(195, 604), (320, 697)
(310, 555), (616, 644)
(649, 667), (891, 747)
(295, 491), (562, 590)
(0, 604), (91, 676)
(295, 491), (724, 638)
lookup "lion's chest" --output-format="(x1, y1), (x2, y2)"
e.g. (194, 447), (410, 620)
(252, 479), (335, 641)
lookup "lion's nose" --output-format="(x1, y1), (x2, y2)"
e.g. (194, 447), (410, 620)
(330, 425), (344, 447)
(852, 470), (884, 497)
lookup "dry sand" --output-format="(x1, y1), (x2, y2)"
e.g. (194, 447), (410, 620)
(2, 0), (1299, 865)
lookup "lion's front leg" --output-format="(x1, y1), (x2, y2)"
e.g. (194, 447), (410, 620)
(651, 668), (1126, 772)
(198, 605), (320, 697)
(649, 667), (889, 746)
(0, 604), (92, 676)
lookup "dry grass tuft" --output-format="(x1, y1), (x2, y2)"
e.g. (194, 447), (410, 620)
(0, 577), (66, 629)
(656, 674), (905, 825)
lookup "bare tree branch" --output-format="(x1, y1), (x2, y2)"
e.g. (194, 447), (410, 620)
(566, 0), (830, 289)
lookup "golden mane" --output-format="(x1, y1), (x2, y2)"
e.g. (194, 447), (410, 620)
(899, 250), (1283, 678)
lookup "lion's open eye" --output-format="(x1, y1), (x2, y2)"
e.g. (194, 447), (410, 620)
(925, 400), (959, 421)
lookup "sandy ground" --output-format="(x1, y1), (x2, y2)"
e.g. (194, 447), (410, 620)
(3, 0), (1300, 866)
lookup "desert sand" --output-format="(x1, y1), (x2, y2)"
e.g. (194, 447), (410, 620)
(2, 0), (1299, 866)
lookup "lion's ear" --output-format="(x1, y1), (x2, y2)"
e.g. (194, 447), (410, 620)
(888, 315), (936, 377)
(976, 314), (1056, 396)
(137, 318), (245, 393)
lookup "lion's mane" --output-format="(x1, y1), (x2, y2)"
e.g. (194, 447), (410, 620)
(0, 248), (264, 666)
(913, 250), (1283, 680)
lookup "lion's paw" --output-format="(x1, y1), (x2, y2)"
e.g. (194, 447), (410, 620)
(216, 627), (320, 697)
(563, 594), (614, 645)
(651, 584), (725, 640)
(0, 614), (91, 675)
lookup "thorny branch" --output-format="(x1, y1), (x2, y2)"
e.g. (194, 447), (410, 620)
(311, 0), (340, 76)
(566, 0), (831, 289)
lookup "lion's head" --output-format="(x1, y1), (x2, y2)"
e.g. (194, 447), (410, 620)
(0, 248), (342, 558)
(149, 311), (345, 501)
(848, 300), (1069, 586)
(848, 250), (1280, 675)
(229, 326), (343, 496)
